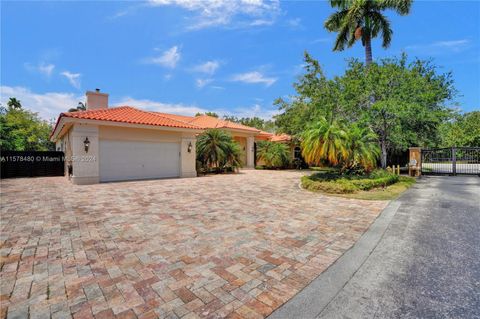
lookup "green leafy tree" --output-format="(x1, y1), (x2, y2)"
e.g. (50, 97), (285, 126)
(324, 0), (412, 65)
(274, 52), (341, 136)
(196, 129), (242, 171)
(223, 115), (277, 132)
(0, 103), (54, 151)
(439, 111), (480, 147)
(276, 53), (455, 168)
(195, 112), (219, 118)
(256, 141), (291, 168)
(354, 55), (455, 167)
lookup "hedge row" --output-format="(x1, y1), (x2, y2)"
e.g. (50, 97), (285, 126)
(301, 172), (399, 194)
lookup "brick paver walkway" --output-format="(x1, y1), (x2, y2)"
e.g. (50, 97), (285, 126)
(0, 170), (387, 319)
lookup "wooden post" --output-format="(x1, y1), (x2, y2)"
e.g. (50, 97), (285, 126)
(397, 165), (400, 175)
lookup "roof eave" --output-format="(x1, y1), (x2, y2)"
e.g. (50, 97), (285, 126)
(52, 117), (204, 138)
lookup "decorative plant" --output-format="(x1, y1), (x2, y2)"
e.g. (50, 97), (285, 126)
(196, 129), (242, 172)
(301, 118), (380, 172)
(256, 141), (291, 169)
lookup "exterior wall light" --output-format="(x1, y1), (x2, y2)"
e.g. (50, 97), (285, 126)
(84, 137), (90, 153)
(187, 141), (192, 153)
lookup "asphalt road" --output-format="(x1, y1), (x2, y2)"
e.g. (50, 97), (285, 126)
(318, 176), (480, 319)
(270, 175), (480, 319)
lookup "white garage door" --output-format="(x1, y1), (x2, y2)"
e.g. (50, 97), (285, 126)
(99, 140), (180, 182)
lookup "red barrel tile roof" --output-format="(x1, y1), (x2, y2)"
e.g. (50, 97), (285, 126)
(59, 106), (201, 129)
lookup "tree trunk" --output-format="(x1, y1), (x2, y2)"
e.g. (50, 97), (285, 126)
(380, 139), (387, 169)
(365, 37), (373, 66)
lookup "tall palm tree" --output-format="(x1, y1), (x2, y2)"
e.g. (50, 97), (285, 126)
(7, 97), (22, 109)
(301, 117), (349, 166)
(196, 129), (242, 171)
(324, 0), (412, 66)
(68, 102), (87, 112)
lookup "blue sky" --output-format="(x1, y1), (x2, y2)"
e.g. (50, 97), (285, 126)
(1, 0), (479, 121)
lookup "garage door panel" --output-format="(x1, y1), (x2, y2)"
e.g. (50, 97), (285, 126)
(100, 140), (180, 182)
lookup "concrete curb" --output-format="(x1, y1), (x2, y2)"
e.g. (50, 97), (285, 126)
(268, 200), (402, 319)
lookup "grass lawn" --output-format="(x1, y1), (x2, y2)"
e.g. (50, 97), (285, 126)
(303, 168), (416, 200)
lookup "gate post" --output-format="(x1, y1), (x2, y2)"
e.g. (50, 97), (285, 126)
(409, 147), (422, 177)
(452, 147), (456, 176)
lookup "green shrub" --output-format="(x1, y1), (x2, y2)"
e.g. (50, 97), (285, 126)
(301, 169), (399, 194)
(256, 141), (291, 169)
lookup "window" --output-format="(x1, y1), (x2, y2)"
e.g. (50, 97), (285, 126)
(294, 147), (301, 159)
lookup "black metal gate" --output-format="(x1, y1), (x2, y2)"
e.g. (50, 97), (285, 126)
(1, 151), (65, 178)
(421, 147), (480, 176)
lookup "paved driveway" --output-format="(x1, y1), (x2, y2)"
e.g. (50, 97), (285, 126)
(1, 170), (387, 319)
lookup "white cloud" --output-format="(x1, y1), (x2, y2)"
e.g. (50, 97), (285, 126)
(195, 78), (213, 88)
(113, 96), (207, 116)
(24, 62), (55, 77)
(225, 103), (279, 120)
(406, 39), (471, 54)
(0, 86), (82, 120)
(61, 71), (81, 89)
(148, 0), (281, 30)
(0, 86), (278, 122)
(145, 46), (181, 68)
(192, 60), (220, 75)
(286, 18), (302, 29)
(231, 71), (277, 86)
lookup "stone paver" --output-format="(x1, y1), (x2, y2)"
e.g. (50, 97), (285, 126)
(0, 170), (387, 318)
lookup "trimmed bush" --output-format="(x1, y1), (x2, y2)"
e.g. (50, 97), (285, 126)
(301, 169), (399, 194)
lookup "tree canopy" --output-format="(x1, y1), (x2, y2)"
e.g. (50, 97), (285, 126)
(439, 111), (480, 147)
(1, 100), (54, 151)
(195, 111), (219, 118)
(275, 52), (457, 167)
(223, 115), (276, 132)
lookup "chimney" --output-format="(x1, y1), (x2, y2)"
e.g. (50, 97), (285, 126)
(86, 89), (109, 110)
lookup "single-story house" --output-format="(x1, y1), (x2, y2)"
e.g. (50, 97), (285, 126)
(50, 90), (292, 184)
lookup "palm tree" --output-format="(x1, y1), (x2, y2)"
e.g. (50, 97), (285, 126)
(196, 129), (242, 171)
(257, 141), (291, 168)
(301, 117), (349, 167)
(345, 124), (380, 171)
(324, 0), (412, 66)
(7, 97), (22, 109)
(68, 102), (87, 112)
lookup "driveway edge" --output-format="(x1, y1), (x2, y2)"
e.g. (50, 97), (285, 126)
(268, 199), (402, 319)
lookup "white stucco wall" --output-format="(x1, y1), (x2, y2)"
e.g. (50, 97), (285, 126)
(180, 135), (197, 178)
(70, 124), (100, 185)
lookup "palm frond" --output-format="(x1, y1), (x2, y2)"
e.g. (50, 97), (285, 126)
(380, 0), (412, 15)
(369, 11), (393, 48)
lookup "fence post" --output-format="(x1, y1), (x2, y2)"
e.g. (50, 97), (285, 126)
(452, 147), (456, 176)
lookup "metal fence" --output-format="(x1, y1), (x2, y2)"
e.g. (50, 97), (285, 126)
(421, 147), (480, 176)
(1, 151), (65, 178)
